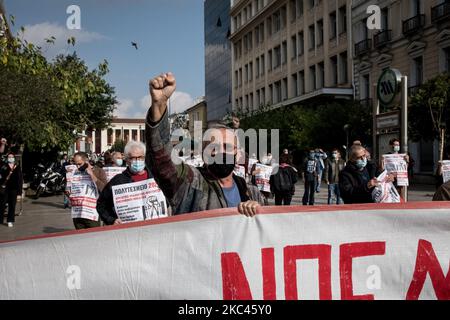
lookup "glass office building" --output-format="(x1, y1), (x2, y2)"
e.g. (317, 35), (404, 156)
(204, 0), (232, 121)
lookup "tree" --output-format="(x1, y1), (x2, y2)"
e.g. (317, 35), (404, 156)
(410, 73), (450, 160)
(233, 99), (371, 159)
(0, 16), (116, 152)
(110, 139), (125, 153)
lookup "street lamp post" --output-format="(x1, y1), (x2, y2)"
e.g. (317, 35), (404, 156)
(344, 124), (350, 161)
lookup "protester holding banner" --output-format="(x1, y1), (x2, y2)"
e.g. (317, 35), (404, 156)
(380, 138), (410, 196)
(145, 72), (264, 217)
(70, 152), (107, 230)
(97, 141), (162, 225)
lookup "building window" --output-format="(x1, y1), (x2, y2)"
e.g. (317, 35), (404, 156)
(281, 5), (287, 29)
(289, 0), (296, 22)
(275, 81), (282, 103)
(245, 64), (249, 83)
(292, 73), (298, 97)
(282, 78), (288, 101)
(107, 129), (113, 145)
(309, 24), (315, 50)
(309, 0), (315, 9)
(282, 41), (287, 65)
(361, 74), (370, 99)
(330, 55), (338, 86)
(261, 87), (266, 105)
(414, 56), (423, 86)
(259, 22), (265, 43)
(298, 31), (304, 55)
(330, 11), (337, 39)
(310, 65), (316, 91)
(291, 35), (297, 59)
(132, 129), (138, 141)
(269, 84), (273, 104)
(256, 58), (260, 78)
(267, 17), (272, 36)
(235, 70), (239, 88)
(248, 32), (253, 51)
(318, 62), (324, 89)
(338, 5), (347, 34)
(274, 45), (281, 69)
(268, 50), (273, 71)
(317, 19), (324, 46)
(249, 93), (254, 110)
(299, 70), (305, 95)
(273, 10), (281, 33)
(445, 47), (450, 73)
(239, 68), (242, 87)
(381, 7), (388, 30)
(339, 51), (348, 84)
(256, 90), (260, 107)
(255, 26), (260, 45)
(249, 62), (253, 82)
(261, 54), (265, 76)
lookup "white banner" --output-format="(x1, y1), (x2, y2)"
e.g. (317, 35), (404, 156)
(440, 160), (450, 184)
(383, 154), (409, 186)
(103, 166), (126, 182)
(65, 165), (77, 190)
(248, 158), (258, 174)
(255, 163), (273, 192)
(69, 172), (99, 221)
(112, 179), (167, 223)
(0, 203), (449, 300)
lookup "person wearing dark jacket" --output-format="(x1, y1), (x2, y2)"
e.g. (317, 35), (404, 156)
(339, 146), (379, 204)
(97, 141), (155, 225)
(0, 152), (23, 227)
(324, 149), (345, 204)
(270, 155), (298, 205)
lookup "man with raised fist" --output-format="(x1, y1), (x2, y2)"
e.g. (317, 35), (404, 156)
(145, 73), (264, 217)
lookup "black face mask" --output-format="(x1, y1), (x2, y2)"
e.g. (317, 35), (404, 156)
(78, 163), (88, 172)
(206, 153), (236, 179)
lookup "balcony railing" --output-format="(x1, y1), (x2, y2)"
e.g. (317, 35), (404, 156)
(402, 14), (425, 36)
(431, 2), (450, 23)
(355, 39), (372, 56)
(373, 30), (392, 48)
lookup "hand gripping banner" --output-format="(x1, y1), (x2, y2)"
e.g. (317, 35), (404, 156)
(0, 202), (449, 300)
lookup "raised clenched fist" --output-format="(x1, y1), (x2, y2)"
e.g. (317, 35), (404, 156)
(149, 72), (176, 122)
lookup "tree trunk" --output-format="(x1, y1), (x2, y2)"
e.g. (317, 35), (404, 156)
(440, 128), (445, 161)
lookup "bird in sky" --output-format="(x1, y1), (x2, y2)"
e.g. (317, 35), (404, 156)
(131, 42), (138, 50)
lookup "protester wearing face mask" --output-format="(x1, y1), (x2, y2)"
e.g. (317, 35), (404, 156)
(96, 141), (157, 225)
(70, 152), (107, 230)
(111, 152), (124, 167)
(339, 146), (394, 204)
(380, 138), (409, 196)
(145, 72), (264, 217)
(324, 149), (346, 205)
(302, 149), (319, 205)
(0, 153), (23, 227)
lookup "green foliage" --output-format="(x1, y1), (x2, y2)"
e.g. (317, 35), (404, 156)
(0, 20), (117, 152)
(409, 73), (450, 142)
(110, 139), (126, 153)
(232, 99), (372, 154)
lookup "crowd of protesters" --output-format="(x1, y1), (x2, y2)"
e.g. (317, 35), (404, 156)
(1, 72), (450, 230)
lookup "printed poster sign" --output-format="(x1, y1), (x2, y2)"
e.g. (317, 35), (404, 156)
(103, 166), (126, 182)
(255, 163), (273, 192)
(233, 165), (246, 179)
(383, 154), (409, 186)
(372, 171), (401, 203)
(69, 171), (99, 221)
(440, 160), (450, 184)
(112, 179), (167, 223)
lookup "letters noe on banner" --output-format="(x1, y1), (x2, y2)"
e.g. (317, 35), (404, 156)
(0, 202), (449, 300)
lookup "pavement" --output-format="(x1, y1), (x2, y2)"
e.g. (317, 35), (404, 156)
(0, 183), (438, 242)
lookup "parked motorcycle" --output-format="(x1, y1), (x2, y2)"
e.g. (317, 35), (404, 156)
(33, 162), (66, 199)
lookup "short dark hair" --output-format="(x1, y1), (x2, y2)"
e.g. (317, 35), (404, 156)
(389, 138), (400, 145)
